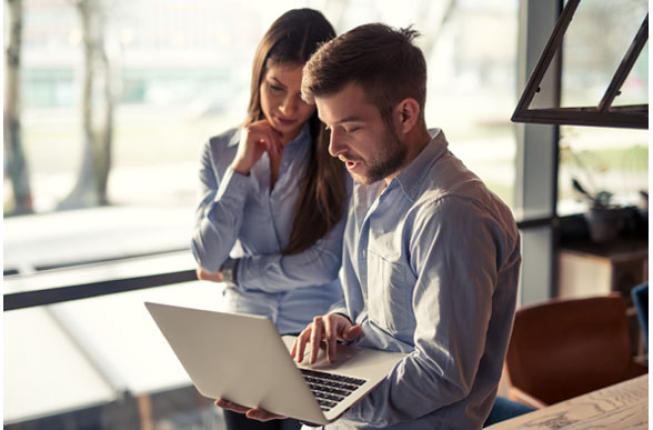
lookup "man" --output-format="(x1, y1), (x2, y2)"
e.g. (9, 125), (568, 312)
(220, 23), (521, 429)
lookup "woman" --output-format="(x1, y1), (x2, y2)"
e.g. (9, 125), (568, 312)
(191, 9), (347, 430)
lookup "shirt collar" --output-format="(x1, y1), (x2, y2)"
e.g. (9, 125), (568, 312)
(390, 128), (448, 201)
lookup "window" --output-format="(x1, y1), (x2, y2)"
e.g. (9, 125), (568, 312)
(4, 1), (520, 427)
(557, 0), (648, 214)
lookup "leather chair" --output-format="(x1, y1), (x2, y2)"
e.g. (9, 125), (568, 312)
(504, 295), (647, 408)
(631, 282), (648, 352)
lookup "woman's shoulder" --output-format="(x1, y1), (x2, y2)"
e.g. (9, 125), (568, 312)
(207, 127), (240, 151)
(199, 127), (241, 174)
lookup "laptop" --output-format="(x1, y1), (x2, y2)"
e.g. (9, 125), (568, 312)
(145, 302), (406, 425)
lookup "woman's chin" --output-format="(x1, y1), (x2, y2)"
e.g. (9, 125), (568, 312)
(273, 121), (302, 138)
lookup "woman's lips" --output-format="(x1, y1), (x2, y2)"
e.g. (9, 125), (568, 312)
(276, 116), (297, 126)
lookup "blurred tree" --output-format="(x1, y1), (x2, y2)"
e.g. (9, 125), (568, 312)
(4, 0), (33, 215)
(416, 0), (457, 60)
(58, 0), (114, 209)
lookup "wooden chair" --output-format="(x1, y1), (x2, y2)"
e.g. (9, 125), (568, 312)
(504, 295), (647, 409)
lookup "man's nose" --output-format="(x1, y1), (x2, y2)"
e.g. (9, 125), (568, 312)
(328, 128), (345, 158)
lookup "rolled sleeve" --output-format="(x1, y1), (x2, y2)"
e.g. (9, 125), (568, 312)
(191, 141), (253, 272)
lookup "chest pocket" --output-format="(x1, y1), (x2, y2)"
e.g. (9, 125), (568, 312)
(366, 247), (415, 334)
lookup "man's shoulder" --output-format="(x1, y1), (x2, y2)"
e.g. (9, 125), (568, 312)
(411, 183), (515, 231)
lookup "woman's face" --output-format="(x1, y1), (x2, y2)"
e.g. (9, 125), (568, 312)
(259, 62), (315, 140)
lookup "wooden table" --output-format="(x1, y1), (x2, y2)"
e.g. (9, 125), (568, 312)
(487, 375), (648, 429)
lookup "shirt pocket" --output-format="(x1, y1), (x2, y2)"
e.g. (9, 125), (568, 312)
(366, 247), (414, 334)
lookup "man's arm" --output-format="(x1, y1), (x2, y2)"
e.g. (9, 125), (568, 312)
(344, 197), (501, 427)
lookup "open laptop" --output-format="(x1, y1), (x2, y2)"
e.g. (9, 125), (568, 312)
(145, 302), (406, 425)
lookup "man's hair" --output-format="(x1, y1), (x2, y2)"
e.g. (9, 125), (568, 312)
(302, 23), (427, 123)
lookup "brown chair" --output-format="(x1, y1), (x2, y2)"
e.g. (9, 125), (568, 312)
(504, 295), (647, 409)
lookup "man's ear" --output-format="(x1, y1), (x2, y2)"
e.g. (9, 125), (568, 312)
(394, 98), (421, 135)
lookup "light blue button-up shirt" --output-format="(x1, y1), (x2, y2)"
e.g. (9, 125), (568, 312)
(325, 129), (521, 430)
(191, 124), (345, 335)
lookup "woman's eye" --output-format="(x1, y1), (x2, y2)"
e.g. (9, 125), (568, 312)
(269, 83), (284, 92)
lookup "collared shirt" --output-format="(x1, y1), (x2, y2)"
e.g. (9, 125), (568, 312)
(191, 124), (345, 334)
(324, 129), (521, 430)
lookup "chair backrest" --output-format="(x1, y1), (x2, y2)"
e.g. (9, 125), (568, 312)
(505, 295), (632, 405)
(631, 282), (648, 352)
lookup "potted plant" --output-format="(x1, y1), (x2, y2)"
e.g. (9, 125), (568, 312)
(572, 177), (627, 243)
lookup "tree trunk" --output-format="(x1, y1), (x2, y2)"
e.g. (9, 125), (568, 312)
(4, 0), (33, 215)
(58, 0), (113, 209)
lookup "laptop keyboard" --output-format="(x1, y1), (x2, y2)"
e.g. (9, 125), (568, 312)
(299, 369), (367, 411)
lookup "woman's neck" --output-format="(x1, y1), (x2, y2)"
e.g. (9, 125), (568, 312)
(280, 125), (303, 146)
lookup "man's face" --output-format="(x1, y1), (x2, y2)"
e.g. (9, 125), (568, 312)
(315, 82), (406, 184)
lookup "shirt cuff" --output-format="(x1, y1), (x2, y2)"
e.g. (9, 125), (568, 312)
(328, 308), (351, 322)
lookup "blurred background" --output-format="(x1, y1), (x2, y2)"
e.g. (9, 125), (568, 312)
(3, 0), (648, 428)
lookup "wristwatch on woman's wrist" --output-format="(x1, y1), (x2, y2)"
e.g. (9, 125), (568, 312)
(220, 258), (239, 285)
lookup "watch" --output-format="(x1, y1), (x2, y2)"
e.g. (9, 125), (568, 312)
(220, 257), (240, 285)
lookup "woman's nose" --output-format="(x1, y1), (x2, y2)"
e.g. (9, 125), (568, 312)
(279, 96), (298, 116)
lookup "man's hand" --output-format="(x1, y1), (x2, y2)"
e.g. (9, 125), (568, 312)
(215, 398), (286, 422)
(196, 267), (224, 282)
(291, 313), (363, 364)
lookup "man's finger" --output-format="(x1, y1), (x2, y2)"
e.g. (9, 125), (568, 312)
(295, 328), (311, 363)
(310, 316), (324, 364)
(344, 324), (363, 341)
(290, 337), (298, 359)
(324, 315), (338, 363)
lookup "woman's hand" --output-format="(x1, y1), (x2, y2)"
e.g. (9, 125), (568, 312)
(215, 398), (286, 422)
(230, 120), (283, 175)
(196, 267), (224, 282)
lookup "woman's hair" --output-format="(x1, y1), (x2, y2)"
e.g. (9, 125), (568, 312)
(245, 9), (347, 255)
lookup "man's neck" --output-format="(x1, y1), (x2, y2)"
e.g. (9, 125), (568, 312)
(383, 126), (432, 187)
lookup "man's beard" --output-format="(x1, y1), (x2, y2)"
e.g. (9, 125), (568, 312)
(363, 123), (407, 184)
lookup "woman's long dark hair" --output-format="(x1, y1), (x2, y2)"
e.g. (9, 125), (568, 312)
(245, 9), (347, 255)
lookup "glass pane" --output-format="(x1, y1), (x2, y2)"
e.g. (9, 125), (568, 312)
(421, 0), (518, 207)
(619, 41), (648, 106)
(4, 0), (518, 274)
(561, 0), (648, 107)
(4, 282), (225, 428)
(558, 126), (648, 215)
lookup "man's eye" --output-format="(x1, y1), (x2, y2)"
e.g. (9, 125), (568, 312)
(345, 127), (360, 133)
